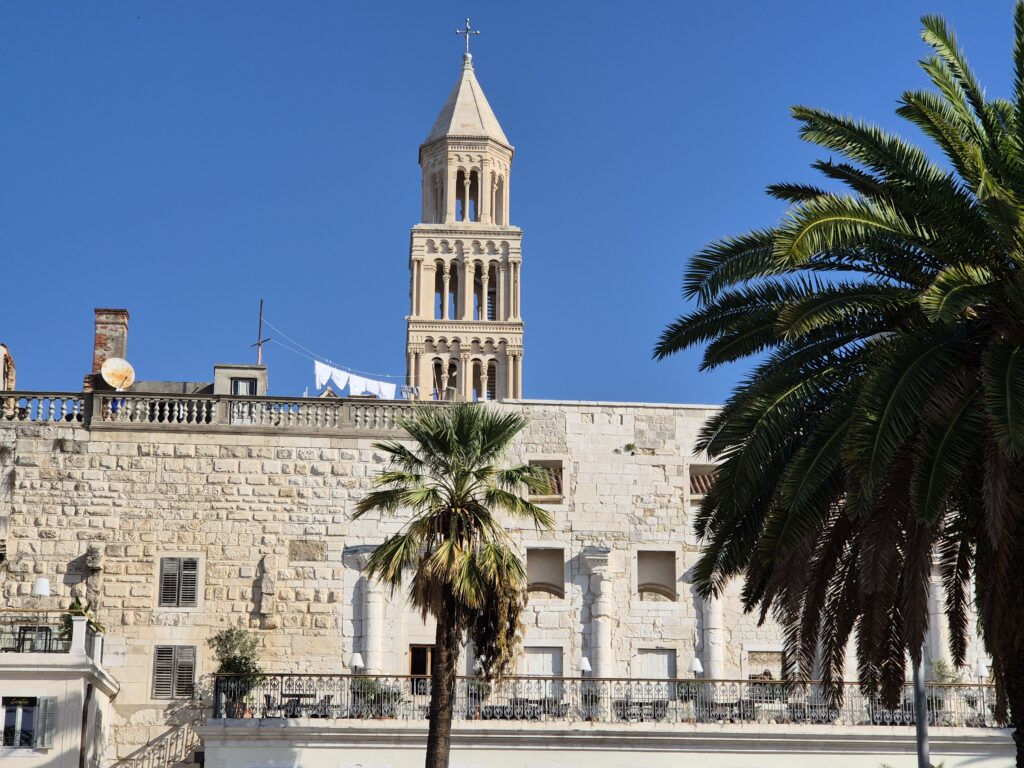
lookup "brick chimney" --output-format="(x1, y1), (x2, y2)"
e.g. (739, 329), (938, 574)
(92, 309), (130, 374)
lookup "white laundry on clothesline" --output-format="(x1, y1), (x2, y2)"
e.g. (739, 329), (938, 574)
(312, 362), (400, 400)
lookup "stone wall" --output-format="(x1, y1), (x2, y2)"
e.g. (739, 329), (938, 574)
(0, 399), (973, 760)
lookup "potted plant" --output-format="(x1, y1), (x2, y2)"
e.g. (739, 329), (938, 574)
(350, 676), (403, 718)
(208, 628), (263, 718)
(58, 596), (105, 650)
(927, 659), (961, 721)
(463, 678), (491, 719)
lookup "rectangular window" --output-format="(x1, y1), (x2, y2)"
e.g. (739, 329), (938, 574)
(637, 648), (677, 679)
(528, 460), (564, 500)
(152, 646), (196, 699)
(230, 378), (257, 396)
(748, 650), (785, 680)
(410, 645), (435, 696)
(689, 465), (715, 496)
(1, 696), (54, 749)
(410, 645), (435, 677)
(158, 557), (199, 608)
(519, 647), (563, 677)
(637, 550), (677, 601)
(526, 548), (564, 598)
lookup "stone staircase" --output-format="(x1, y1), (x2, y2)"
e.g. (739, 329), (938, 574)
(111, 720), (203, 768)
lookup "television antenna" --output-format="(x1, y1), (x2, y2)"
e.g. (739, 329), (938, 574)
(252, 299), (272, 365)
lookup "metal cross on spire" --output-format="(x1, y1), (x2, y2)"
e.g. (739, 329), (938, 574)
(455, 17), (480, 54)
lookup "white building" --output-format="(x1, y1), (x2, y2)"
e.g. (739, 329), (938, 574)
(0, 39), (1012, 768)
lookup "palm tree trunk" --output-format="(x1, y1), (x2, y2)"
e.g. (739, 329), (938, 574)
(424, 599), (461, 768)
(1006, 650), (1024, 768)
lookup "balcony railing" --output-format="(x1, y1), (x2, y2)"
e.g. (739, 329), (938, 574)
(212, 674), (1003, 728)
(0, 391), (440, 436)
(0, 610), (102, 660)
(0, 611), (73, 653)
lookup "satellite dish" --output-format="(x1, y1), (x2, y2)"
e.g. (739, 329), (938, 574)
(101, 357), (136, 391)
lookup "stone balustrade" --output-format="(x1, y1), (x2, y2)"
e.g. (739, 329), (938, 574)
(213, 673), (1003, 729)
(0, 392), (88, 424)
(0, 391), (440, 436)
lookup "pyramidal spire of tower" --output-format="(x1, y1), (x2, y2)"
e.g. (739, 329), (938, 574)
(423, 53), (510, 147)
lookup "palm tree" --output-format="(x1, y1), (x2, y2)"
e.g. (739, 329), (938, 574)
(656, 6), (1024, 763)
(352, 402), (554, 768)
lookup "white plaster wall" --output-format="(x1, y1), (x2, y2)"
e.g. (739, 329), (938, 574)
(0, 672), (114, 768)
(199, 721), (1016, 768)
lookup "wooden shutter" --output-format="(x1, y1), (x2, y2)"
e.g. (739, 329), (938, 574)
(159, 558), (181, 607)
(173, 646), (196, 699)
(179, 559), (199, 607)
(34, 697), (57, 749)
(153, 646), (175, 698)
(550, 464), (563, 495)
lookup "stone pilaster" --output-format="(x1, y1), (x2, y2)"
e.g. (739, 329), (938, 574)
(583, 546), (614, 678)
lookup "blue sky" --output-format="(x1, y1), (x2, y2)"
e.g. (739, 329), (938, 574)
(0, 2), (1012, 403)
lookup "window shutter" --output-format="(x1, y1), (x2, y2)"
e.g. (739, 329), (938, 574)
(159, 558), (181, 607)
(179, 559), (199, 607)
(34, 697), (57, 749)
(173, 646), (196, 699)
(550, 465), (563, 495)
(153, 646), (175, 698)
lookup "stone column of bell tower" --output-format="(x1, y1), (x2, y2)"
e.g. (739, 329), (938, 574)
(405, 52), (524, 402)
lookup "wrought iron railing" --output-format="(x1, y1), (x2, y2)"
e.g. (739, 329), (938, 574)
(0, 391), (442, 435)
(212, 674), (1002, 728)
(110, 720), (202, 768)
(0, 611), (73, 653)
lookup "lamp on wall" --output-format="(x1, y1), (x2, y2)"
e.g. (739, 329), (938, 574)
(690, 656), (704, 678)
(349, 653), (365, 673)
(579, 656), (592, 676)
(974, 659), (988, 683)
(31, 576), (51, 598)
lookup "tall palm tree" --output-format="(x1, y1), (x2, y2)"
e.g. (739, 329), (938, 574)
(656, 6), (1024, 763)
(352, 402), (553, 768)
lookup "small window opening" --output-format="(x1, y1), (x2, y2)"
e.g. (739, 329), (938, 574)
(527, 548), (564, 599)
(637, 551), (676, 602)
(230, 378), (256, 396)
(748, 651), (785, 680)
(528, 460), (564, 501)
(690, 465), (715, 497)
(410, 644), (435, 695)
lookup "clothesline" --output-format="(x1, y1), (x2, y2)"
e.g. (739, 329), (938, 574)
(261, 317), (407, 381)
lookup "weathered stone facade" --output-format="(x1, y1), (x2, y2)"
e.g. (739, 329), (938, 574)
(0, 397), (808, 759)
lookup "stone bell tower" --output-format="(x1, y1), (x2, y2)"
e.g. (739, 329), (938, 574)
(405, 51), (523, 401)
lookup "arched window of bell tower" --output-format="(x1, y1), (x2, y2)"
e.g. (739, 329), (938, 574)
(487, 262), (498, 320)
(448, 266), (459, 320)
(455, 170), (466, 221)
(468, 170), (479, 222)
(455, 169), (482, 222)
(471, 359), (483, 402)
(446, 361), (459, 400)
(427, 172), (443, 224)
(486, 360), (498, 401)
(431, 358), (445, 400)
(433, 261), (445, 320)
(494, 176), (505, 226)
(472, 262), (484, 321)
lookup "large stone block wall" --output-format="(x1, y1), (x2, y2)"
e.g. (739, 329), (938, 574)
(3, 399), (965, 760)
